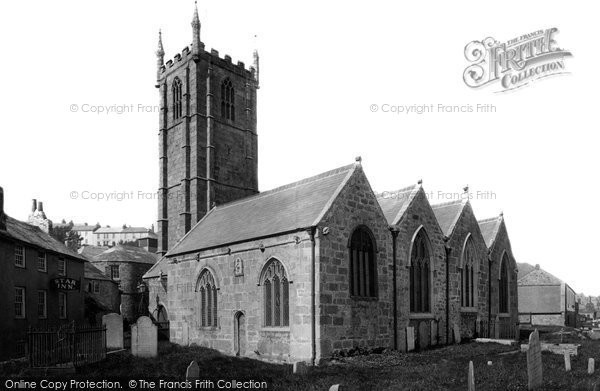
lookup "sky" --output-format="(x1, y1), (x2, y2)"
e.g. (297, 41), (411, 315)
(0, 1), (598, 294)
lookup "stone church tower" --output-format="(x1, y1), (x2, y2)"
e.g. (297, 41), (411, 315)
(156, 4), (259, 255)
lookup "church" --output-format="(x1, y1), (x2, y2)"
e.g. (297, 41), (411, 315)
(143, 5), (519, 365)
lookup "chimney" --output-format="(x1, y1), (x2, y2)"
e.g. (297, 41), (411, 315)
(31, 199), (37, 213)
(0, 186), (6, 231)
(28, 199), (53, 233)
(535, 264), (540, 270)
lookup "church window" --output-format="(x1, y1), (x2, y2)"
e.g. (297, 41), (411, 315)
(198, 269), (218, 327)
(499, 254), (509, 313)
(261, 258), (289, 327)
(410, 229), (431, 313)
(461, 237), (476, 308)
(349, 226), (377, 298)
(221, 78), (235, 121)
(173, 77), (183, 120)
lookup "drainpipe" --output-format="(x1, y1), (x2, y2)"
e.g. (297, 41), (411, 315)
(391, 228), (399, 350)
(443, 237), (451, 344)
(309, 227), (317, 366)
(487, 251), (492, 335)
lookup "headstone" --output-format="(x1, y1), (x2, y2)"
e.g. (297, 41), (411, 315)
(131, 316), (158, 358)
(406, 327), (415, 351)
(589, 358), (595, 375)
(468, 360), (475, 391)
(453, 323), (461, 344)
(476, 315), (481, 335)
(186, 360), (199, 381)
(526, 329), (543, 390)
(430, 320), (438, 346)
(564, 352), (571, 372)
(102, 313), (124, 350)
(329, 385), (341, 391)
(419, 321), (429, 349)
(181, 322), (189, 346)
(293, 361), (308, 374)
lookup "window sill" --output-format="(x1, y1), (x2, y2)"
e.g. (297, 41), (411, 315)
(15, 264), (26, 269)
(261, 327), (290, 333)
(460, 308), (479, 313)
(497, 313), (511, 318)
(409, 313), (434, 320)
(350, 296), (378, 302)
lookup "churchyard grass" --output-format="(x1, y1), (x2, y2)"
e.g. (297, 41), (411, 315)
(4, 332), (600, 390)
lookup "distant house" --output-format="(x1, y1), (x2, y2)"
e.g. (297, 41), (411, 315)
(71, 223), (100, 246)
(136, 232), (158, 253)
(90, 245), (158, 323)
(83, 262), (120, 324)
(517, 263), (577, 327)
(94, 226), (154, 247)
(0, 188), (86, 360)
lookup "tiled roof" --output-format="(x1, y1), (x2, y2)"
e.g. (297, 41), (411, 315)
(377, 184), (419, 225)
(91, 245), (159, 265)
(517, 262), (536, 278)
(79, 245), (110, 259)
(84, 261), (113, 281)
(431, 200), (466, 237)
(478, 216), (502, 248)
(0, 215), (85, 261)
(71, 224), (98, 232)
(145, 163), (357, 278)
(168, 164), (356, 256)
(517, 266), (563, 286)
(95, 226), (150, 234)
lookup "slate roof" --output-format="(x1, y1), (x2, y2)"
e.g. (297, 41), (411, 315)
(145, 163), (357, 278)
(517, 262), (536, 278)
(79, 245), (110, 259)
(0, 215), (85, 261)
(431, 200), (467, 237)
(517, 265), (563, 286)
(72, 224), (98, 232)
(92, 245), (159, 265)
(95, 226), (151, 234)
(377, 184), (420, 225)
(84, 261), (113, 282)
(478, 216), (503, 248)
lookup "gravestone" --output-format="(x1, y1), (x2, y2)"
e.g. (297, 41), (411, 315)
(453, 323), (461, 344)
(102, 313), (123, 350)
(181, 322), (189, 346)
(476, 315), (481, 336)
(430, 320), (438, 346)
(589, 358), (595, 375)
(186, 360), (199, 381)
(419, 322), (429, 349)
(131, 316), (158, 358)
(527, 329), (542, 390)
(329, 385), (341, 391)
(564, 352), (571, 372)
(468, 360), (475, 391)
(494, 315), (500, 339)
(293, 361), (308, 374)
(406, 327), (415, 351)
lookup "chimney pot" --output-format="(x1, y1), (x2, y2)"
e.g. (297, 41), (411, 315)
(0, 186), (6, 231)
(535, 264), (540, 270)
(31, 199), (37, 213)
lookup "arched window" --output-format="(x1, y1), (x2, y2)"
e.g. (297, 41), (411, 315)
(499, 254), (509, 313)
(221, 78), (235, 121)
(349, 226), (377, 298)
(261, 259), (289, 327)
(410, 229), (431, 313)
(197, 269), (218, 327)
(461, 237), (476, 308)
(172, 77), (183, 120)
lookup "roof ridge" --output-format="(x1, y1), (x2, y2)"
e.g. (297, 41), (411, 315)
(214, 163), (356, 212)
(376, 184), (417, 197)
(478, 216), (501, 224)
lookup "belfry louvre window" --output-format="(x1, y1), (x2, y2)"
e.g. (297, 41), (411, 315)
(499, 254), (509, 313)
(198, 270), (218, 327)
(349, 226), (377, 298)
(172, 77), (183, 120)
(261, 259), (289, 327)
(410, 229), (431, 313)
(461, 238), (476, 308)
(221, 78), (235, 121)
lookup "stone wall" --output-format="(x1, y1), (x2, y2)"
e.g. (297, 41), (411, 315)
(393, 188), (448, 349)
(317, 167), (393, 357)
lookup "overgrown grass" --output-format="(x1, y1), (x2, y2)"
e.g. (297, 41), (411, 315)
(4, 337), (600, 390)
